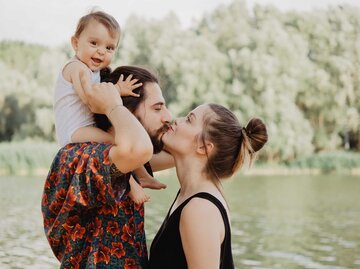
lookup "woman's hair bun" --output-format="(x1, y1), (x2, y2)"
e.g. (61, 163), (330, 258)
(245, 118), (268, 153)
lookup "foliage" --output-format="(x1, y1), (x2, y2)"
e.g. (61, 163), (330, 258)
(289, 151), (360, 173)
(0, 1), (359, 164)
(0, 42), (66, 141)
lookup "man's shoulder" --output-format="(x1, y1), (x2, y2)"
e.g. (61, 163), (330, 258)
(58, 142), (112, 157)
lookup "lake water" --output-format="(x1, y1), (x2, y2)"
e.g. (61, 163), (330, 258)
(0, 174), (359, 269)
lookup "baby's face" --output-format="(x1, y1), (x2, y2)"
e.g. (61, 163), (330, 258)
(72, 20), (119, 71)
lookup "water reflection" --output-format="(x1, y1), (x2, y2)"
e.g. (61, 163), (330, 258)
(1, 175), (360, 269)
(220, 175), (360, 269)
(0, 176), (59, 269)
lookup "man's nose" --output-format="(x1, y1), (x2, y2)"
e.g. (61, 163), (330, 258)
(161, 108), (172, 123)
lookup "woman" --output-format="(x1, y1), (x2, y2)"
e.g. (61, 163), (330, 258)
(149, 104), (268, 269)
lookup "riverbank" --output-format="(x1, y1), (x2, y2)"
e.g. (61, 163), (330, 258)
(1, 166), (359, 177)
(0, 142), (359, 176)
(243, 167), (360, 176)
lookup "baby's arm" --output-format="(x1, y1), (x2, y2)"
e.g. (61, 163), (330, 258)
(63, 62), (113, 144)
(128, 176), (150, 204)
(63, 61), (91, 105)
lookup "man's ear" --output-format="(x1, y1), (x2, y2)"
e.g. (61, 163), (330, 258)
(71, 36), (78, 51)
(196, 141), (214, 156)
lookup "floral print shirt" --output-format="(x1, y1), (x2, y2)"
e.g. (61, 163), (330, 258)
(42, 142), (148, 269)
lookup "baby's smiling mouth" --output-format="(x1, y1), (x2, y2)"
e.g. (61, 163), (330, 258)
(92, 58), (102, 64)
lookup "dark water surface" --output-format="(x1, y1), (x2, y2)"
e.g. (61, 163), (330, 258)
(1, 174), (359, 268)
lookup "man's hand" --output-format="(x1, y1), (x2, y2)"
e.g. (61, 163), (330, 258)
(116, 74), (142, 97)
(80, 70), (123, 115)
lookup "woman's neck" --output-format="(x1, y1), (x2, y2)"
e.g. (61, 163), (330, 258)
(174, 156), (217, 197)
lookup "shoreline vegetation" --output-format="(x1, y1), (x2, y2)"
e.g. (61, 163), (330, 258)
(0, 142), (359, 177)
(1, 2), (360, 174)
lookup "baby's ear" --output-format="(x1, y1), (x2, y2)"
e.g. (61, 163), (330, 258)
(196, 141), (214, 156)
(71, 36), (78, 51)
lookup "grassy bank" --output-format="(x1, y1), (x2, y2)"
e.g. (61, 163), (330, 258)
(288, 151), (360, 174)
(245, 152), (360, 175)
(0, 143), (359, 176)
(0, 142), (59, 176)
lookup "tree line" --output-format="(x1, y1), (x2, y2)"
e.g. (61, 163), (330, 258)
(0, 0), (359, 163)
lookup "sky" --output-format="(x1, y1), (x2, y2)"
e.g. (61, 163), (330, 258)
(1, 0), (359, 47)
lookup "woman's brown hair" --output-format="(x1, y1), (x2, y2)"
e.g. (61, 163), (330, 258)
(201, 104), (268, 180)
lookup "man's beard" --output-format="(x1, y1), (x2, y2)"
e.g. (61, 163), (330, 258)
(149, 124), (169, 154)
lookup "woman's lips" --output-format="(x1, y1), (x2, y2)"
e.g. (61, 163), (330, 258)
(168, 125), (174, 132)
(157, 124), (171, 140)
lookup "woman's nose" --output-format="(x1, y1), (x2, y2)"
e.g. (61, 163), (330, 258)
(174, 117), (186, 126)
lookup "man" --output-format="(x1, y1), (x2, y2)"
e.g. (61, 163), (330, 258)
(42, 66), (173, 269)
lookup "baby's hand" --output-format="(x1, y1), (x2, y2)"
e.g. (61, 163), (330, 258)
(116, 74), (143, 97)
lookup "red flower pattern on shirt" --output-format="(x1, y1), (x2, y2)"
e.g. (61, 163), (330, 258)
(42, 143), (148, 268)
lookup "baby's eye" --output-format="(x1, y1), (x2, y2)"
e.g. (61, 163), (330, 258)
(106, 46), (115, 51)
(90, 41), (97, 46)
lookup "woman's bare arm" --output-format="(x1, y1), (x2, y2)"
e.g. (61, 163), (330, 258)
(180, 198), (225, 269)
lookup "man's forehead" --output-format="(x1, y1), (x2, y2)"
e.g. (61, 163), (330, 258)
(144, 83), (166, 106)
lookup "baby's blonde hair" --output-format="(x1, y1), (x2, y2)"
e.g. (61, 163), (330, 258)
(74, 10), (121, 41)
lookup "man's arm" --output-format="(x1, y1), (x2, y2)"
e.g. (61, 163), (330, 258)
(149, 150), (175, 172)
(108, 105), (153, 173)
(80, 71), (153, 173)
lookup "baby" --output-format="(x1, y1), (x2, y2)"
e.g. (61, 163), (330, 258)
(54, 10), (155, 204)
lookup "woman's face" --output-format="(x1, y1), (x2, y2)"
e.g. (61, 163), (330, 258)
(162, 104), (211, 155)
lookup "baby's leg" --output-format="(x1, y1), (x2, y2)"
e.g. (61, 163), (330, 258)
(71, 126), (114, 144)
(128, 176), (150, 204)
(134, 166), (167, 190)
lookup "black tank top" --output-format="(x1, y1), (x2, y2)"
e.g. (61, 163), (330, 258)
(149, 191), (235, 269)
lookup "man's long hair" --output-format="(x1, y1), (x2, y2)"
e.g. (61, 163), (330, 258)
(94, 66), (159, 131)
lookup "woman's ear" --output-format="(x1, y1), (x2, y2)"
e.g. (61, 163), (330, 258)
(196, 141), (214, 156)
(71, 36), (78, 51)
